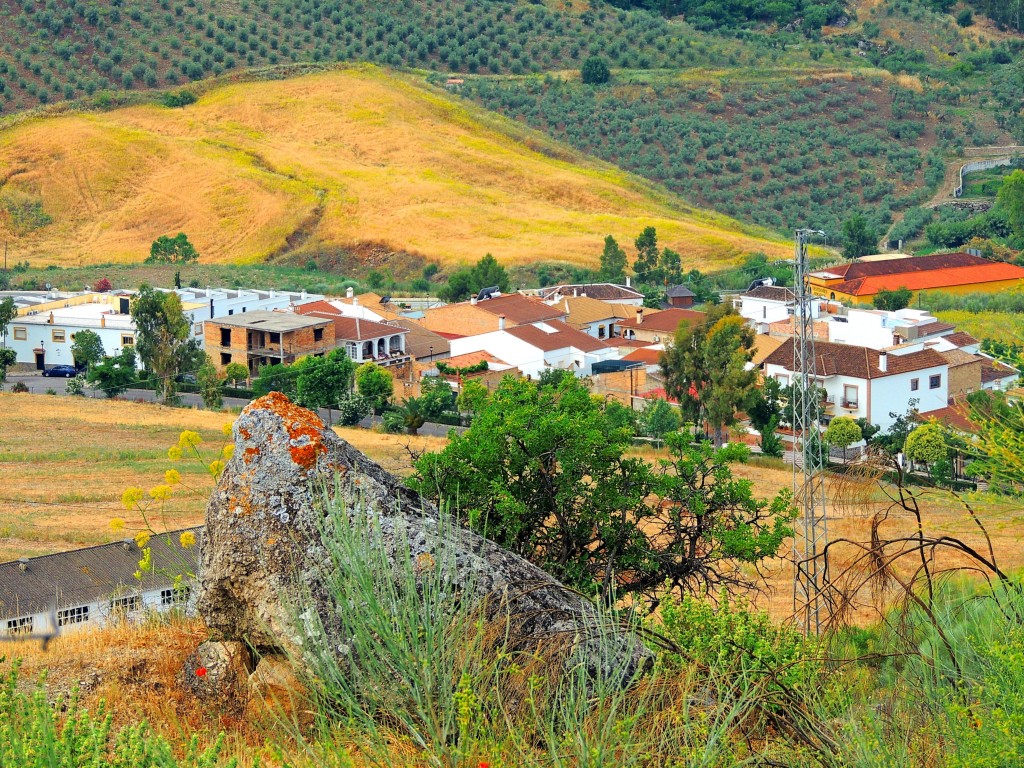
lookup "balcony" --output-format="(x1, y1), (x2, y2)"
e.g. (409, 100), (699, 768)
(841, 399), (859, 410)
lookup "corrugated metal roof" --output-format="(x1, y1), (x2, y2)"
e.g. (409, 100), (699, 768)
(0, 529), (202, 619)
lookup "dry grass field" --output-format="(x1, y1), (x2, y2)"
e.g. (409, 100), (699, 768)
(0, 65), (789, 271)
(0, 393), (445, 562)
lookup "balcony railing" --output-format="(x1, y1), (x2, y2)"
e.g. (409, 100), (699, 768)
(841, 399), (859, 409)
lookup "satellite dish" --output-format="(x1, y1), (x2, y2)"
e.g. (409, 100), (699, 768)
(45, 283), (52, 291)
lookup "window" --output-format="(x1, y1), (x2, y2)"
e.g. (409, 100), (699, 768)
(57, 605), (89, 626)
(775, 374), (789, 387)
(109, 595), (141, 614)
(269, 332), (281, 344)
(12, 327), (27, 340)
(346, 342), (358, 359)
(929, 374), (941, 390)
(51, 329), (66, 343)
(121, 335), (134, 346)
(910, 378), (919, 392)
(160, 586), (191, 607)
(194, 323), (203, 336)
(220, 328), (232, 346)
(228, 309), (234, 315)
(6, 616), (33, 636)
(843, 385), (859, 408)
(220, 352), (232, 365)
(313, 327), (324, 342)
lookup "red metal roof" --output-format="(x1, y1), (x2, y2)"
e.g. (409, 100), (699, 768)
(829, 262), (1024, 296)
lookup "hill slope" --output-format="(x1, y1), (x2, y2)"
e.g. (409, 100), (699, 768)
(0, 66), (789, 269)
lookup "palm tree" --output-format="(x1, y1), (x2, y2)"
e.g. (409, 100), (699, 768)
(401, 396), (426, 435)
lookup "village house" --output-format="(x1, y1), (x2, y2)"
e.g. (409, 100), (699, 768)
(0, 530), (201, 638)
(418, 293), (567, 337)
(546, 294), (629, 340)
(616, 307), (705, 344)
(204, 310), (334, 374)
(762, 338), (950, 430)
(665, 285), (696, 308)
(295, 301), (410, 366)
(535, 282), (645, 307)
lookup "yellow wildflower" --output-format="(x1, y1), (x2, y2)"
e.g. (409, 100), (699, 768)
(109, 518), (126, 533)
(121, 487), (145, 511)
(164, 469), (181, 486)
(208, 460), (225, 478)
(137, 546), (152, 574)
(222, 443), (235, 460)
(149, 484), (173, 501)
(221, 421), (234, 437)
(178, 430), (203, 449)
(134, 531), (151, 549)
(133, 570), (143, 581)
(179, 531), (197, 549)
(167, 446), (183, 461)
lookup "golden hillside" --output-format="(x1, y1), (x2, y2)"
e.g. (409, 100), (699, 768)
(0, 66), (789, 270)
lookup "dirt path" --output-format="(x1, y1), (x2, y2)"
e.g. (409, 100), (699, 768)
(926, 145), (1024, 208)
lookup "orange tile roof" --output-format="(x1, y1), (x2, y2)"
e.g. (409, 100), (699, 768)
(445, 351), (510, 368)
(622, 348), (662, 365)
(617, 308), (705, 333)
(831, 262), (1024, 296)
(505, 320), (610, 353)
(474, 294), (566, 324)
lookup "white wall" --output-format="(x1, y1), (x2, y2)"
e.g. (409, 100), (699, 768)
(6, 318), (138, 367)
(828, 311), (895, 350)
(449, 331), (546, 377)
(871, 364), (947, 427)
(739, 298), (791, 324)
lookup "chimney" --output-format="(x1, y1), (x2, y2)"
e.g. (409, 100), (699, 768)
(636, 307), (643, 325)
(48, 312), (54, 324)
(470, 295), (478, 306)
(101, 315), (106, 329)
(18, 557), (29, 572)
(301, 289), (307, 300)
(353, 295), (359, 307)
(499, 314), (506, 330)
(878, 351), (888, 373)
(573, 287), (578, 297)
(210, 297), (214, 319)
(346, 286), (354, 299)
(625, 276), (631, 288)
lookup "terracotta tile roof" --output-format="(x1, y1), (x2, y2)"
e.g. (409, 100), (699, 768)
(981, 359), (1019, 384)
(537, 283), (645, 302)
(433, 330), (466, 340)
(445, 351), (510, 368)
(622, 348), (663, 365)
(297, 302), (404, 341)
(553, 295), (623, 327)
(923, 403), (977, 433)
(811, 252), (991, 282)
(505, 320), (611, 353)
(639, 387), (679, 405)
(829, 262), (1024, 296)
(474, 294), (566, 324)
(743, 286), (795, 302)
(763, 338), (948, 379)
(940, 349), (982, 368)
(617, 308), (705, 333)
(944, 331), (980, 348)
(753, 335), (785, 365)
(392, 319), (450, 359)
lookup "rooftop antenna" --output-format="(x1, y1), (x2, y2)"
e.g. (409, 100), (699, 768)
(792, 228), (830, 636)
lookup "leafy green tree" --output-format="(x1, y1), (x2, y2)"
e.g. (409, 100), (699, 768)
(196, 355), (224, 410)
(224, 361), (249, 387)
(870, 402), (919, 456)
(997, 169), (1024, 238)
(472, 253), (509, 292)
(336, 391), (372, 426)
(456, 379), (490, 414)
(638, 397), (680, 439)
(759, 416), (784, 457)
(633, 226), (660, 285)
(70, 329), (105, 370)
(661, 305), (757, 446)
(823, 415), (862, 464)
(295, 349), (355, 415)
(438, 269), (475, 303)
(580, 56), (610, 85)
(252, 362), (298, 399)
(0, 297), (16, 348)
(355, 361), (393, 413)
(841, 214), (877, 259)
(419, 376), (455, 419)
(146, 232), (199, 264)
(904, 422), (947, 466)
(873, 287), (913, 311)
(437, 254), (511, 303)
(87, 346), (137, 398)
(598, 235), (628, 283)
(0, 347), (15, 383)
(130, 286), (203, 402)
(604, 398), (639, 434)
(398, 396), (427, 435)
(659, 247), (683, 286)
(746, 376), (783, 434)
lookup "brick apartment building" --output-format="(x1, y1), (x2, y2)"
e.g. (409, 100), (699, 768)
(204, 310), (335, 374)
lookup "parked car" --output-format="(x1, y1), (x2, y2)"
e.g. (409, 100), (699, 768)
(42, 365), (79, 378)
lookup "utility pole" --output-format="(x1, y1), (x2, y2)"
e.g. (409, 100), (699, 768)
(791, 228), (829, 636)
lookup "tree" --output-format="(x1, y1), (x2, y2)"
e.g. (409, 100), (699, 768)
(295, 349), (356, 417)
(633, 226), (661, 285)
(93, 277), (112, 292)
(581, 56), (611, 85)
(638, 397), (680, 439)
(87, 346), (137, 398)
(70, 329), (105, 370)
(0, 296), (16, 348)
(130, 286), (203, 403)
(661, 304), (757, 446)
(419, 376), (455, 419)
(873, 287), (913, 311)
(659, 247), (683, 286)
(398, 396), (427, 435)
(823, 416), (862, 464)
(146, 232), (199, 264)
(224, 361), (249, 387)
(956, 8), (973, 26)
(437, 254), (511, 303)
(904, 422), (947, 467)
(0, 347), (15, 383)
(335, 391), (372, 426)
(196, 355), (224, 410)
(456, 379), (490, 415)
(841, 214), (876, 259)
(747, 377), (785, 456)
(472, 253), (509, 293)
(252, 362), (297, 399)
(997, 169), (1024, 237)
(355, 361), (392, 413)
(598, 235), (628, 283)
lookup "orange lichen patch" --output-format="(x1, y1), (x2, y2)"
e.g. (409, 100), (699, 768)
(243, 446), (261, 464)
(239, 427), (252, 440)
(251, 392), (328, 470)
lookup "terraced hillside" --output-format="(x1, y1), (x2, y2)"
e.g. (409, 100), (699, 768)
(0, 66), (789, 269)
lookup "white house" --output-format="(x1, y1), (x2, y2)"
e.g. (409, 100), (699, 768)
(448, 319), (618, 378)
(762, 338), (949, 431)
(735, 286), (825, 332)
(827, 307), (956, 350)
(1, 529), (201, 639)
(535, 282), (645, 307)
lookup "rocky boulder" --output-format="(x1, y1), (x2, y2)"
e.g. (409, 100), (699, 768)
(198, 392), (648, 680)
